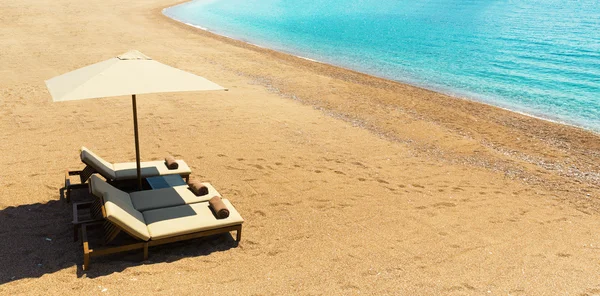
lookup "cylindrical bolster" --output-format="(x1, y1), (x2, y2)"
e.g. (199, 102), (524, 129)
(209, 196), (229, 219)
(164, 155), (179, 170)
(188, 179), (209, 196)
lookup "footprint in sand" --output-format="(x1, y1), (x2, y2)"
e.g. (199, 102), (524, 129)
(351, 162), (367, 168)
(432, 202), (456, 208)
(269, 202), (292, 207)
(244, 240), (258, 246)
(225, 165), (244, 171)
(341, 284), (360, 291)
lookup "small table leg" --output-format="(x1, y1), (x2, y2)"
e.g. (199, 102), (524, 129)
(236, 225), (242, 242)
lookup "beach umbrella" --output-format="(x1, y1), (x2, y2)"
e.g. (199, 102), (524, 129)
(45, 50), (226, 190)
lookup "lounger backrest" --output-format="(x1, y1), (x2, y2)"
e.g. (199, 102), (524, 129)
(89, 175), (131, 206)
(104, 192), (151, 241)
(89, 175), (150, 241)
(80, 146), (117, 180)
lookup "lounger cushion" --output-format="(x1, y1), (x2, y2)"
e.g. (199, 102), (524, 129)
(81, 147), (117, 180)
(104, 192), (151, 241)
(113, 160), (191, 180)
(129, 183), (221, 212)
(143, 199), (244, 240)
(89, 175), (133, 209)
(89, 175), (150, 241)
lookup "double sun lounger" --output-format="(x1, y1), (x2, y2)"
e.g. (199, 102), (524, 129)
(80, 175), (244, 270)
(66, 148), (244, 270)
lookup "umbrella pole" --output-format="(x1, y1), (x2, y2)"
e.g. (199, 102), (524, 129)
(132, 94), (142, 190)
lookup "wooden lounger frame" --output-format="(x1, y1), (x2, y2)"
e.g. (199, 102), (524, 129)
(64, 166), (190, 203)
(80, 196), (242, 270)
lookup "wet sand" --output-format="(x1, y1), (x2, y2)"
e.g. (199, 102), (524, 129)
(1, 0), (600, 294)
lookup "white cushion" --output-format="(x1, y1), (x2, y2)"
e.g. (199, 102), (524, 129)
(89, 175), (132, 208)
(80, 147), (117, 180)
(104, 192), (151, 241)
(89, 175), (150, 241)
(143, 199), (244, 240)
(113, 160), (191, 180)
(130, 183), (220, 212)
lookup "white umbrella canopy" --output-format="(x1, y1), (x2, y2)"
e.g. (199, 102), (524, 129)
(46, 50), (225, 101)
(45, 50), (227, 189)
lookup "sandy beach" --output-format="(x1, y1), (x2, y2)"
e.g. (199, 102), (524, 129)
(1, 0), (600, 294)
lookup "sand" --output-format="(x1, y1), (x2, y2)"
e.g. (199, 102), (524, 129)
(1, 0), (600, 294)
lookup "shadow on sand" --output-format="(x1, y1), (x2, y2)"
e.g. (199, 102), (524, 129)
(0, 187), (237, 284)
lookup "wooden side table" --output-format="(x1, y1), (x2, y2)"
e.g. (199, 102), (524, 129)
(72, 200), (103, 241)
(146, 174), (187, 190)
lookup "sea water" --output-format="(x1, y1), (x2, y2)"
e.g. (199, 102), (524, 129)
(164, 0), (600, 132)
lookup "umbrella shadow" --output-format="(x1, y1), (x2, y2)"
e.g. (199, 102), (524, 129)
(0, 187), (238, 283)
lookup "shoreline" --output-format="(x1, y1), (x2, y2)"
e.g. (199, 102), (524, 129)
(162, 1), (599, 134)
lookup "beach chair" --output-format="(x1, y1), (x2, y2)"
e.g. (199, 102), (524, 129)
(64, 146), (192, 202)
(80, 175), (243, 270)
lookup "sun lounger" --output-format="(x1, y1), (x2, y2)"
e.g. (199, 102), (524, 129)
(80, 175), (243, 270)
(64, 146), (192, 202)
(89, 175), (218, 211)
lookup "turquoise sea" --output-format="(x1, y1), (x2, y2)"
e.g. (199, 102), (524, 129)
(164, 0), (600, 132)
